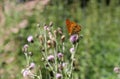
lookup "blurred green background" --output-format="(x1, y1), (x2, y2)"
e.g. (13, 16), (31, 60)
(0, 0), (120, 79)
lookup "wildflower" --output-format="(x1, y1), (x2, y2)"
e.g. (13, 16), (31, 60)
(114, 67), (120, 73)
(47, 40), (53, 48)
(57, 27), (63, 35)
(27, 35), (34, 43)
(22, 44), (29, 52)
(47, 40), (56, 48)
(44, 25), (48, 30)
(62, 62), (67, 67)
(47, 27), (50, 31)
(48, 32), (54, 40)
(52, 40), (56, 47)
(54, 30), (58, 36)
(28, 52), (33, 56)
(70, 47), (75, 53)
(69, 34), (79, 44)
(49, 21), (53, 27)
(57, 52), (63, 59)
(44, 25), (50, 31)
(47, 55), (54, 62)
(61, 35), (65, 42)
(56, 73), (62, 79)
(29, 62), (35, 70)
(58, 63), (66, 71)
(21, 69), (30, 77)
(47, 40), (51, 46)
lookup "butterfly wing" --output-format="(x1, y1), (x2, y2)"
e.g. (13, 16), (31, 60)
(66, 19), (81, 35)
(66, 19), (72, 35)
(71, 21), (81, 35)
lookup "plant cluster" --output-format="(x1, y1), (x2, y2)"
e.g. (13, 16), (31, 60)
(21, 22), (82, 79)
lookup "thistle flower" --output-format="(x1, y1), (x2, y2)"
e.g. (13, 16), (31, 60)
(44, 25), (50, 31)
(114, 67), (120, 73)
(70, 47), (75, 54)
(56, 73), (62, 79)
(21, 69), (31, 77)
(22, 44), (29, 52)
(27, 35), (34, 43)
(44, 25), (48, 30)
(29, 62), (35, 70)
(47, 55), (54, 62)
(69, 34), (79, 44)
(57, 52), (63, 59)
(58, 62), (66, 71)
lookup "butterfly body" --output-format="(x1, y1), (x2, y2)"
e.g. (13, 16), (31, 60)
(66, 19), (81, 35)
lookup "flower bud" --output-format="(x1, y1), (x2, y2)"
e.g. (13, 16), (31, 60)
(49, 21), (53, 27)
(28, 52), (33, 56)
(22, 44), (29, 52)
(57, 27), (63, 35)
(37, 24), (40, 28)
(61, 35), (65, 42)
(47, 40), (51, 45)
(54, 30), (58, 36)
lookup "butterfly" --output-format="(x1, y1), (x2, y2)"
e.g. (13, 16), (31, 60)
(66, 19), (81, 35)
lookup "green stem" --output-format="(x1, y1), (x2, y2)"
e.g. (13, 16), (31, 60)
(25, 53), (30, 66)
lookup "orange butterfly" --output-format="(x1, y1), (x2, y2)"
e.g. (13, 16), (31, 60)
(66, 19), (81, 35)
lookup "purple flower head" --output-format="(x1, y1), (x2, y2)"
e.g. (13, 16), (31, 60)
(44, 25), (50, 31)
(56, 73), (62, 79)
(44, 25), (48, 30)
(47, 55), (54, 62)
(69, 34), (79, 44)
(21, 69), (30, 77)
(57, 53), (63, 59)
(70, 47), (75, 54)
(27, 35), (34, 43)
(114, 67), (120, 73)
(29, 62), (35, 70)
